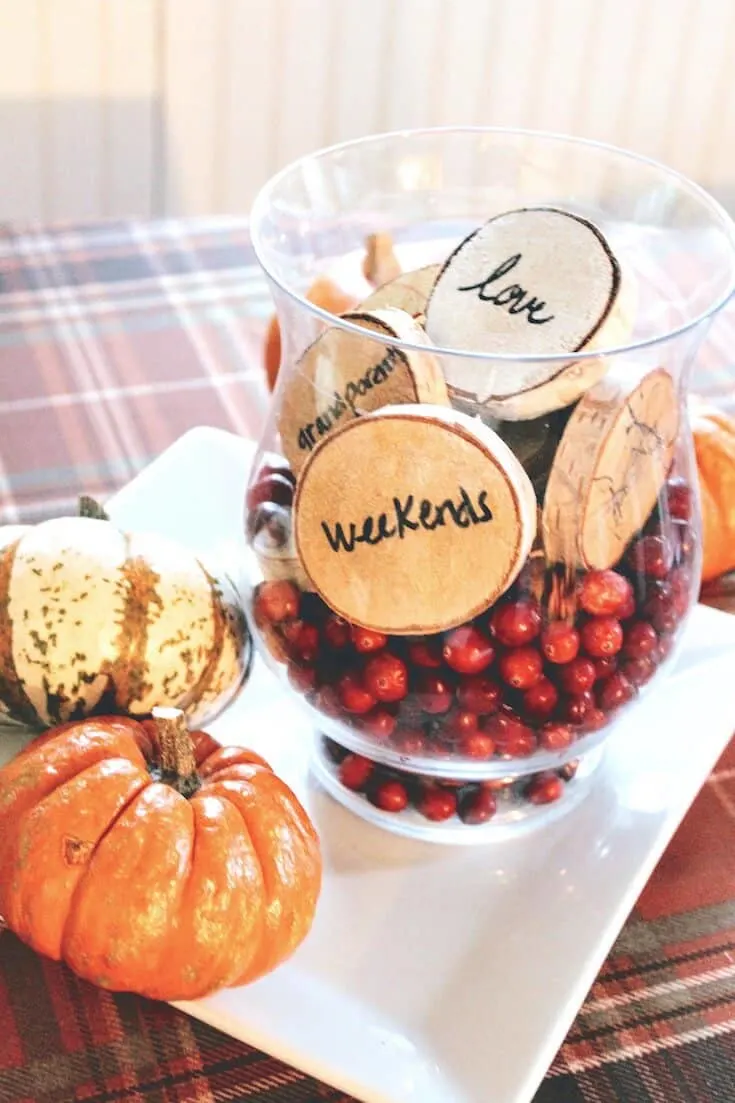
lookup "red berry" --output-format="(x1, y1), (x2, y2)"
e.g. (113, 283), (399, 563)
(489, 599), (542, 646)
(523, 677), (559, 719)
(621, 655), (656, 687)
(539, 722), (574, 751)
(456, 675), (501, 715)
(289, 622), (320, 663)
(339, 754), (374, 791)
(540, 622), (580, 664)
(254, 579), (300, 624)
(667, 479), (692, 521)
(417, 788), (457, 822)
(498, 646), (543, 689)
(314, 684), (341, 717)
(657, 634), (676, 662)
(414, 673), (453, 714)
(581, 707), (607, 732)
(562, 690), (594, 725)
(446, 709), (479, 737)
(323, 615), (351, 648)
(593, 656), (618, 681)
(559, 759), (580, 780)
(643, 583), (678, 633)
(351, 625), (387, 653)
(458, 787), (497, 825)
(617, 588), (637, 620)
(392, 729), (425, 755)
(246, 471), (294, 510)
(338, 674), (377, 714)
(579, 570), (633, 616)
(629, 534), (674, 580)
(363, 653), (408, 703)
(580, 616), (624, 658)
(287, 662), (317, 693)
(443, 626), (495, 674)
(673, 522), (695, 565)
(558, 657), (596, 694)
(407, 639), (443, 668)
(369, 779), (409, 812)
(526, 773), (564, 805)
(359, 709), (397, 741)
(597, 671), (635, 711)
(623, 620), (658, 658)
(486, 714), (537, 758)
(670, 567), (692, 615)
(458, 730), (495, 759)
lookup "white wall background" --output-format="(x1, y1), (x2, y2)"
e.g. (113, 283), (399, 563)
(2, 0), (735, 223)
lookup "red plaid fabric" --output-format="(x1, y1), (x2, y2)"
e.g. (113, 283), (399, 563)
(0, 218), (734, 1103)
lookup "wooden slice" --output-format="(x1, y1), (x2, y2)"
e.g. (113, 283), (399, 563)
(358, 264), (442, 319)
(542, 366), (679, 570)
(425, 207), (625, 402)
(294, 405), (537, 634)
(278, 307), (449, 474)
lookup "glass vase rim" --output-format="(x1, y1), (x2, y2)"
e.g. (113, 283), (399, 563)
(250, 124), (735, 365)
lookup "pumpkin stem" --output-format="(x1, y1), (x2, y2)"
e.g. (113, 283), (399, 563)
(79, 495), (110, 521)
(152, 706), (201, 798)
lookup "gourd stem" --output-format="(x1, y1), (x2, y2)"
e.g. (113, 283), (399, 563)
(152, 707), (201, 797)
(78, 495), (110, 521)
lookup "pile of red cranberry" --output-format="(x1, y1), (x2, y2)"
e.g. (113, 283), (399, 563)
(249, 461), (695, 768)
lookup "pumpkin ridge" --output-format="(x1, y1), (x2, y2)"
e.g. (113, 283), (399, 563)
(0, 536), (42, 727)
(177, 564), (227, 713)
(103, 539), (162, 711)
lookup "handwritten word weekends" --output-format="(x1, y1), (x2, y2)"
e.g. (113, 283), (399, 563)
(297, 348), (398, 452)
(320, 486), (493, 554)
(458, 254), (554, 325)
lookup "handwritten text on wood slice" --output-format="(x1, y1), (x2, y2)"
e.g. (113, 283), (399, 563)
(278, 308), (448, 474)
(294, 405), (537, 634)
(542, 366), (679, 570)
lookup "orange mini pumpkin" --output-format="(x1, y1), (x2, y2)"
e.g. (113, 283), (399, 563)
(0, 709), (321, 1001)
(691, 399), (735, 583)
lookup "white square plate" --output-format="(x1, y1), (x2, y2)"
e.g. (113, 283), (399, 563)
(4, 426), (735, 1103)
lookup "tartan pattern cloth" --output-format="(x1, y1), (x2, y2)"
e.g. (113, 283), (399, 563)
(0, 217), (734, 1103)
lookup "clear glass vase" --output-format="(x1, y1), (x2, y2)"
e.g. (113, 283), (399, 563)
(246, 128), (735, 842)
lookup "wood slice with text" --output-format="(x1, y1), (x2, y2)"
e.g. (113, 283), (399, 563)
(278, 307), (449, 474)
(358, 264), (442, 319)
(542, 366), (679, 570)
(294, 405), (537, 634)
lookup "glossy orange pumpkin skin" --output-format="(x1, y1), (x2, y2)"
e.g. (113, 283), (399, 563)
(692, 401), (735, 583)
(264, 276), (356, 390)
(0, 716), (321, 1001)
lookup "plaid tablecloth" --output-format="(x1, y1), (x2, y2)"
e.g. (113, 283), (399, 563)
(0, 218), (734, 1103)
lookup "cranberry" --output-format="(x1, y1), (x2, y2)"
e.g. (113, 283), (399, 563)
(657, 634), (676, 662)
(338, 674), (377, 715)
(359, 709), (397, 741)
(581, 707), (607, 732)
(593, 656), (618, 681)
(364, 653), (408, 703)
(579, 570), (633, 616)
(314, 684), (341, 717)
(667, 479), (692, 521)
(254, 579), (300, 624)
(287, 662), (317, 693)
(617, 588), (637, 620)
(498, 646), (543, 689)
(621, 655), (656, 687)
(489, 599), (542, 646)
(246, 471), (294, 510)
(486, 714), (537, 758)
(562, 690), (595, 725)
(526, 773), (564, 805)
(558, 760), (579, 781)
(351, 625), (387, 653)
(458, 787), (497, 825)
(369, 779), (409, 812)
(643, 583), (678, 633)
(629, 534), (674, 580)
(323, 738), (348, 764)
(458, 730), (495, 759)
(289, 622), (320, 664)
(623, 620), (658, 658)
(539, 722), (574, 751)
(670, 567), (692, 614)
(597, 671), (635, 711)
(673, 522), (696, 565)
(393, 729), (426, 755)
(540, 622), (580, 664)
(323, 615), (351, 648)
(417, 787), (457, 822)
(414, 673), (453, 714)
(407, 639), (443, 668)
(457, 675), (501, 715)
(558, 657), (596, 694)
(339, 754), (374, 791)
(523, 677), (559, 719)
(580, 616), (624, 658)
(443, 626), (495, 674)
(446, 709), (479, 737)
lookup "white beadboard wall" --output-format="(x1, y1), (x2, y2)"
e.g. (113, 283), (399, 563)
(1, 0), (735, 222)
